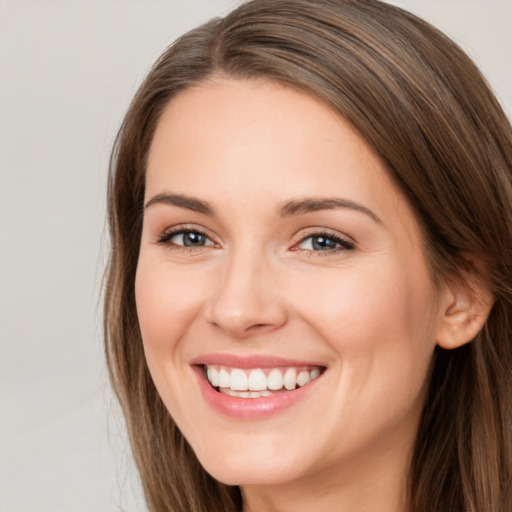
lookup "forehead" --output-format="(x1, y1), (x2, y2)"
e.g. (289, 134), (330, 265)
(145, 78), (410, 226)
(149, 81), (383, 184)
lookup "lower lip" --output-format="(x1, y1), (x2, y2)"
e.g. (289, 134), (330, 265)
(192, 366), (322, 420)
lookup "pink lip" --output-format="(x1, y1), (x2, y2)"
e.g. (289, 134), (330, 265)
(190, 355), (326, 420)
(190, 353), (325, 369)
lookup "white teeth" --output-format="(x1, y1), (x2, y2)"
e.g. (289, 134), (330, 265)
(207, 367), (219, 387)
(218, 368), (230, 388)
(206, 365), (323, 394)
(248, 369), (267, 391)
(267, 368), (284, 390)
(220, 388), (239, 397)
(254, 390), (273, 397)
(283, 368), (297, 390)
(230, 369), (248, 391)
(219, 388), (275, 398)
(297, 371), (311, 387)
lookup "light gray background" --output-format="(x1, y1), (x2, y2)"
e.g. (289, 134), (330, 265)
(1, 1), (510, 511)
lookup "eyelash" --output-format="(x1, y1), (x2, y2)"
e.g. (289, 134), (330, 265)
(156, 226), (355, 255)
(292, 231), (355, 255)
(156, 226), (215, 252)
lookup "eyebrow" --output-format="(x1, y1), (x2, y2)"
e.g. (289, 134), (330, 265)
(279, 197), (382, 223)
(144, 193), (215, 215)
(144, 193), (381, 224)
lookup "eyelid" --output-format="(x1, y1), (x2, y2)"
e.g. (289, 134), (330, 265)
(155, 224), (219, 248)
(290, 228), (355, 253)
(153, 224), (354, 254)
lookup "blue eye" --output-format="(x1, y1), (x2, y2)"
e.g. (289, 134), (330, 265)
(158, 229), (215, 248)
(298, 233), (354, 252)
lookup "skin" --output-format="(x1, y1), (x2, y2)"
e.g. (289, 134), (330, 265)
(135, 78), (464, 512)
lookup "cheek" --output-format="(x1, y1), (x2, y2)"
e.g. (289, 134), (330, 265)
(135, 258), (210, 361)
(295, 262), (438, 454)
(294, 259), (438, 388)
(134, 258), (215, 430)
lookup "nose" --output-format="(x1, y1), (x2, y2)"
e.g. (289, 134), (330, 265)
(205, 250), (288, 338)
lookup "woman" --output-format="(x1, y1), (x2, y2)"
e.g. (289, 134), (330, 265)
(104, 1), (512, 511)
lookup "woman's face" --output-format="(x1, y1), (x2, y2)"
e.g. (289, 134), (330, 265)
(136, 79), (449, 491)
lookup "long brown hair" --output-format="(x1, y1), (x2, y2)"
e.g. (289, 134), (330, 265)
(104, 1), (512, 510)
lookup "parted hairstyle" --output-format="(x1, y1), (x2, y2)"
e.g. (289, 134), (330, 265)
(104, 1), (512, 511)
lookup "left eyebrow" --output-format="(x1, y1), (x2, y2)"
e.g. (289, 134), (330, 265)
(144, 193), (215, 215)
(278, 197), (382, 224)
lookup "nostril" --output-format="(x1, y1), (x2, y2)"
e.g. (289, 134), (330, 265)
(244, 322), (282, 334)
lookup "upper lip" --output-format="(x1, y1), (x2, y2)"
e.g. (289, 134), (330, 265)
(190, 353), (326, 369)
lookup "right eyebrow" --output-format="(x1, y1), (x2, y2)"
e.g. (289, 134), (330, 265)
(144, 193), (215, 215)
(279, 197), (382, 224)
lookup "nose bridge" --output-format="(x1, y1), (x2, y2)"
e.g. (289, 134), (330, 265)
(206, 242), (286, 337)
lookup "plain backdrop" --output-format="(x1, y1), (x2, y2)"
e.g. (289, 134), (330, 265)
(0, 1), (510, 511)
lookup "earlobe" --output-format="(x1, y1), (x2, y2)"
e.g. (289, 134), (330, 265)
(436, 279), (493, 350)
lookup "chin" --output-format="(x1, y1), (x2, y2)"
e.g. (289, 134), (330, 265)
(193, 442), (304, 487)
(204, 463), (299, 487)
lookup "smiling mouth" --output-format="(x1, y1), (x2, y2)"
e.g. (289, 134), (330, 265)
(202, 365), (325, 398)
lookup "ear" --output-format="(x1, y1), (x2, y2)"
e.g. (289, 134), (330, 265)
(436, 276), (494, 350)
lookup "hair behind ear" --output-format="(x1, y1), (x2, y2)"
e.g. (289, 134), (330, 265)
(411, 291), (512, 512)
